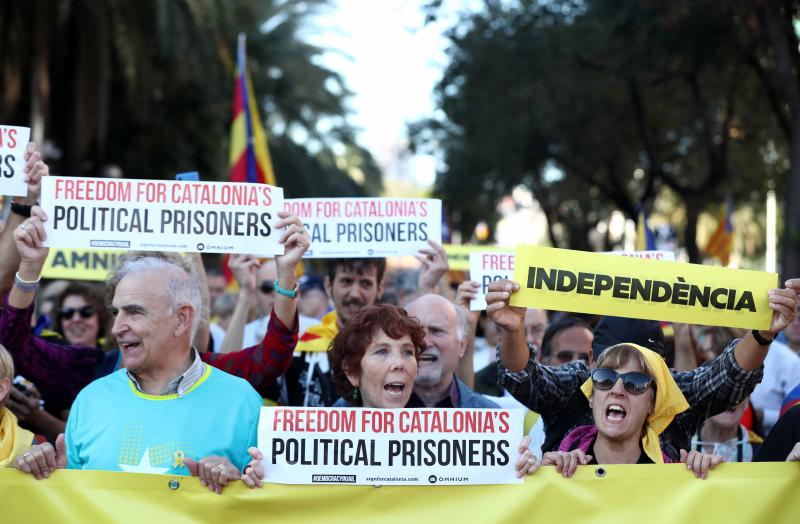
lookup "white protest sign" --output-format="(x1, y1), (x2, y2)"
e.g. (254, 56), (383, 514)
(40, 176), (284, 255)
(259, 407), (524, 485)
(283, 198), (441, 258)
(469, 251), (515, 311)
(469, 249), (676, 311)
(0, 125), (31, 197)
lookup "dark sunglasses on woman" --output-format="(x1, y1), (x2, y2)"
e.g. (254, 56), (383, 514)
(591, 368), (653, 395)
(59, 305), (96, 320)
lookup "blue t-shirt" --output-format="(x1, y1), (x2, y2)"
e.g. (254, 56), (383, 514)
(66, 366), (261, 474)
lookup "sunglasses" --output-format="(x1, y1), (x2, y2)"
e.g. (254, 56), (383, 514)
(259, 280), (275, 294)
(59, 305), (96, 320)
(591, 368), (653, 395)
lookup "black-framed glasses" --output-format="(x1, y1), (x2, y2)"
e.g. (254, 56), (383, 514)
(591, 368), (653, 395)
(59, 305), (96, 320)
(259, 280), (275, 294)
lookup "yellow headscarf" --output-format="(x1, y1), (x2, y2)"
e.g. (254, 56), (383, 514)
(0, 406), (35, 468)
(580, 343), (688, 464)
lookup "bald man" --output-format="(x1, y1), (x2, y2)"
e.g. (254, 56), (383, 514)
(406, 294), (497, 408)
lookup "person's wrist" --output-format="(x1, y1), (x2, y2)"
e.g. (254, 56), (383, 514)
(752, 329), (775, 346)
(18, 261), (45, 281)
(276, 268), (298, 288)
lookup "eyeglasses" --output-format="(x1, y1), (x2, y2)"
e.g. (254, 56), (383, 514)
(591, 368), (653, 395)
(554, 350), (590, 364)
(59, 305), (96, 320)
(259, 280), (275, 294)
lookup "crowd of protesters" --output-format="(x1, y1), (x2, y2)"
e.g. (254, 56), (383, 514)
(2, 143), (800, 494)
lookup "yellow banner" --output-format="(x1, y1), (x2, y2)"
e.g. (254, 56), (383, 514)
(41, 248), (124, 281)
(444, 244), (496, 271)
(1, 464), (798, 523)
(511, 246), (777, 330)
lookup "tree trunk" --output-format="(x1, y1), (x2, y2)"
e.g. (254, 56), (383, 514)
(762, 0), (800, 279)
(782, 117), (800, 279)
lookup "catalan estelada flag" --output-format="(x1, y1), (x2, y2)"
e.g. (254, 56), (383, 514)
(705, 196), (733, 266)
(223, 34), (277, 290)
(229, 33), (276, 185)
(635, 204), (657, 251)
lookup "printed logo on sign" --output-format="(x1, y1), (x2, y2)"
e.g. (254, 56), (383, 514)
(368, 249), (374, 255)
(90, 240), (130, 248)
(428, 475), (437, 484)
(312, 474), (356, 484)
(199, 244), (233, 252)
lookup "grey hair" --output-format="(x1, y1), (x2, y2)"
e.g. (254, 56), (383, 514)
(109, 255), (201, 340)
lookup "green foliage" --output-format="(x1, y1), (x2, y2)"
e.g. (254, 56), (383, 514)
(414, 0), (788, 258)
(0, 0), (380, 196)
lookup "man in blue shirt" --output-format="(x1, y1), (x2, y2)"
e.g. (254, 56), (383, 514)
(15, 250), (263, 494)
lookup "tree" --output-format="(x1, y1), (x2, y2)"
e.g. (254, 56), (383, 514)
(0, 0), (380, 197)
(415, 0), (786, 262)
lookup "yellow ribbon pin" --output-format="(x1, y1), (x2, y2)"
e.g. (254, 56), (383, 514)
(173, 450), (186, 469)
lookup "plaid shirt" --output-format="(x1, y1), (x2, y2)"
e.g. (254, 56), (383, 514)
(498, 340), (763, 460)
(0, 292), (298, 404)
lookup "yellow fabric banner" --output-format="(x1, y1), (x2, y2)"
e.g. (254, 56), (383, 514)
(41, 248), (124, 281)
(511, 246), (777, 330)
(1, 464), (798, 523)
(443, 244), (496, 271)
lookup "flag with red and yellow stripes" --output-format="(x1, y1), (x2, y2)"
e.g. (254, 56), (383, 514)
(705, 197), (733, 266)
(229, 33), (276, 185)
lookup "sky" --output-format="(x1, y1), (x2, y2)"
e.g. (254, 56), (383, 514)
(304, 0), (457, 190)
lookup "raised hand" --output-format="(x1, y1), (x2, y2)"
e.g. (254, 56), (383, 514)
(13, 206), (49, 269)
(485, 279), (525, 332)
(274, 211), (309, 278)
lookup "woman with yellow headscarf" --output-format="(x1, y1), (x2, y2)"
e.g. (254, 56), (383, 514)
(0, 344), (35, 468)
(542, 343), (723, 478)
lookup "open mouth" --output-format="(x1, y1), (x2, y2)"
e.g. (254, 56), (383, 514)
(418, 354), (437, 364)
(384, 382), (406, 396)
(120, 341), (142, 352)
(606, 404), (627, 422)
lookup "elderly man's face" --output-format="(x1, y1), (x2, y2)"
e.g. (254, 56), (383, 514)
(407, 295), (463, 391)
(110, 271), (179, 375)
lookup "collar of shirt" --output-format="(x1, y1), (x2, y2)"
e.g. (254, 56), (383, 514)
(407, 376), (461, 408)
(127, 349), (206, 397)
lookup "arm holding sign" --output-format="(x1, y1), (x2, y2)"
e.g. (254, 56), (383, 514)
(731, 280), (800, 370)
(201, 212), (308, 396)
(0, 143), (47, 295)
(0, 207), (102, 404)
(485, 279), (590, 421)
(8, 206), (49, 310)
(218, 254), (259, 354)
